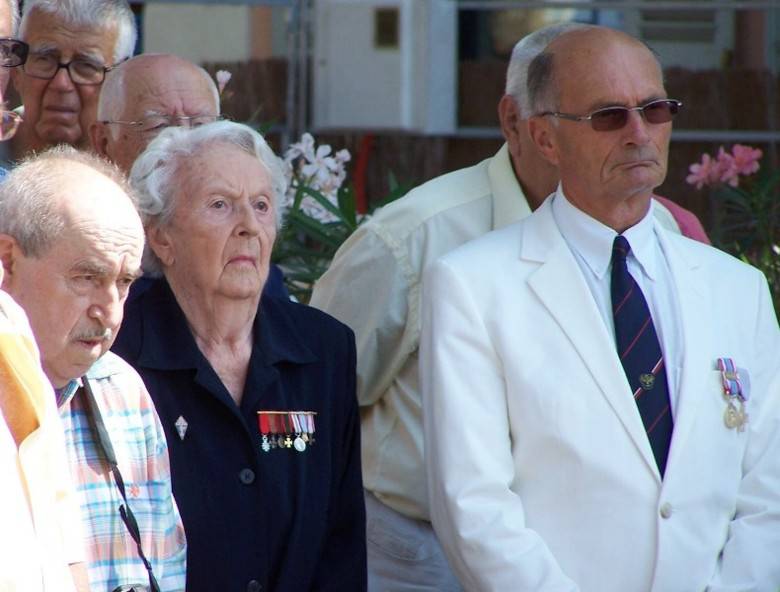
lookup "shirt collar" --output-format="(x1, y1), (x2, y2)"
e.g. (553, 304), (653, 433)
(131, 278), (316, 371)
(55, 378), (82, 408)
(552, 185), (658, 281)
(53, 353), (120, 407)
(489, 143), (532, 230)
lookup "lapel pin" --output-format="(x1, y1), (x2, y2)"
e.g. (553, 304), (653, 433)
(175, 415), (188, 441)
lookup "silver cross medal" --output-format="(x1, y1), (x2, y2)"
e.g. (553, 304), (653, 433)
(175, 415), (188, 441)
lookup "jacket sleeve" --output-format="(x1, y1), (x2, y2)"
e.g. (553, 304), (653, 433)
(309, 223), (417, 408)
(312, 324), (367, 591)
(421, 258), (579, 592)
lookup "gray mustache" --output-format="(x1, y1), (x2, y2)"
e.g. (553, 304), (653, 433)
(74, 327), (113, 342)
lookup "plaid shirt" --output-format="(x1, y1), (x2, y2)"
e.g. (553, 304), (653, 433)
(57, 352), (187, 591)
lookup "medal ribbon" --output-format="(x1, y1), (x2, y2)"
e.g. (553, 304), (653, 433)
(258, 412), (271, 435)
(717, 358), (744, 400)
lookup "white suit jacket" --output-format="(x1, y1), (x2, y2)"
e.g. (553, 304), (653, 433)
(421, 197), (780, 592)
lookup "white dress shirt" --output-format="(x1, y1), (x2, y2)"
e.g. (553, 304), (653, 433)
(552, 187), (683, 414)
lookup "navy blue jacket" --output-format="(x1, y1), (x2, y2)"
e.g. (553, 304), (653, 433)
(112, 278), (366, 592)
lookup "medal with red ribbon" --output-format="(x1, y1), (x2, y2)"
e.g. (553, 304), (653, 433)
(258, 413), (272, 452)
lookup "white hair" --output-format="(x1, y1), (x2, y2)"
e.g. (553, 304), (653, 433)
(130, 120), (287, 277)
(505, 22), (593, 118)
(21, 0), (137, 63)
(0, 145), (135, 257)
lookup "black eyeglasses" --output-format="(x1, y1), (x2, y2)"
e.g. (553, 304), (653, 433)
(540, 99), (682, 132)
(22, 51), (118, 85)
(0, 38), (29, 67)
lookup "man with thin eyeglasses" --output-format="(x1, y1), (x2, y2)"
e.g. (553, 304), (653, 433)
(91, 53), (220, 175)
(309, 23), (705, 592)
(422, 26), (780, 591)
(4, 0), (135, 165)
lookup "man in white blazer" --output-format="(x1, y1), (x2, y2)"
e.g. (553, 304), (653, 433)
(421, 26), (780, 592)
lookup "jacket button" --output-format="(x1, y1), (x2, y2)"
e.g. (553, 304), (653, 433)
(659, 502), (673, 519)
(247, 580), (262, 592)
(239, 468), (256, 485)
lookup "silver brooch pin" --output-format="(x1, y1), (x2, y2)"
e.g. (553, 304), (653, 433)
(175, 415), (188, 441)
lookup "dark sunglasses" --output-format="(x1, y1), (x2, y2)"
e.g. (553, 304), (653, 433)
(540, 99), (682, 132)
(0, 38), (29, 67)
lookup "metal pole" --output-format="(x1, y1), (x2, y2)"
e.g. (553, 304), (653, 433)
(283, 0), (299, 149)
(455, 1), (780, 10)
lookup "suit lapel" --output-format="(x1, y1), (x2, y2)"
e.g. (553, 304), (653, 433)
(524, 202), (661, 480)
(656, 229), (709, 474)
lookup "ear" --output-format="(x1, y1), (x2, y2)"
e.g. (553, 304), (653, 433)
(89, 121), (107, 157)
(0, 234), (20, 290)
(528, 115), (560, 167)
(146, 224), (175, 268)
(498, 94), (523, 156)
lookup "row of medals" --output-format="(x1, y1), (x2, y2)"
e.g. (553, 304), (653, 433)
(262, 431), (313, 453)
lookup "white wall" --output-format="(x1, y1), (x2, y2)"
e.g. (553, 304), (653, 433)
(143, 3), (251, 62)
(313, 0), (456, 132)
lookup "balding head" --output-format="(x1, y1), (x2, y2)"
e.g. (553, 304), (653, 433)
(91, 53), (219, 174)
(528, 27), (662, 116)
(0, 146), (144, 386)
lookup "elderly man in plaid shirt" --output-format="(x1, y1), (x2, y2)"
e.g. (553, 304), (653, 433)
(0, 146), (186, 592)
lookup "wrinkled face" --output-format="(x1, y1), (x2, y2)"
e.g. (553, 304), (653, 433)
(151, 142), (277, 301)
(101, 62), (218, 173)
(105, 68), (219, 172)
(14, 9), (118, 149)
(541, 36), (671, 207)
(4, 176), (143, 388)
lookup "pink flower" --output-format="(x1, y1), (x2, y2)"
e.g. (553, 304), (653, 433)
(216, 70), (232, 95)
(687, 144), (763, 190)
(715, 147), (739, 187)
(686, 153), (717, 189)
(731, 144), (762, 176)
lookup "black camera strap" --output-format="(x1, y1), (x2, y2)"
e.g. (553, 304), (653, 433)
(81, 376), (161, 592)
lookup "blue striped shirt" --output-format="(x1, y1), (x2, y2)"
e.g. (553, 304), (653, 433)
(58, 352), (187, 591)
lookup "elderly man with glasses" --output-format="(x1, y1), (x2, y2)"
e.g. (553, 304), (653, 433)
(0, 37), (25, 152)
(421, 25), (780, 592)
(3, 0), (135, 166)
(91, 53), (221, 175)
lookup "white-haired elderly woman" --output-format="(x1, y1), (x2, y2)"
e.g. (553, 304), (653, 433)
(112, 120), (366, 591)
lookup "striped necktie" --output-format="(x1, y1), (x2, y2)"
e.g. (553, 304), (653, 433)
(611, 235), (673, 477)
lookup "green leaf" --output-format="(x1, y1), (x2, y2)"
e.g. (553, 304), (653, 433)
(337, 185), (358, 229)
(299, 186), (349, 223)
